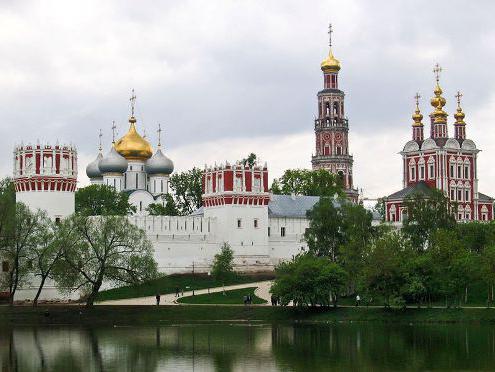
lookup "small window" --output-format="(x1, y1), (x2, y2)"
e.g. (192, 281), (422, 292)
(458, 165), (462, 179)
(429, 164), (435, 179)
(55, 217), (61, 225)
(2, 261), (9, 273)
(465, 190), (470, 202)
(139, 201), (143, 211)
(237, 219), (242, 228)
(268, 227), (271, 237)
(457, 190), (462, 201)
(254, 219), (258, 228)
(281, 227), (286, 237)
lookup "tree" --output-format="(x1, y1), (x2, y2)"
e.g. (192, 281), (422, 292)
(305, 197), (343, 260)
(146, 195), (179, 216)
(169, 168), (203, 215)
(0, 203), (43, 305)
(241, 153), (257, 168)
(481, 245), (495, 306)
(0, 178), (15, 241)
(75, 185), (136, 216)
(211, 243), (235, 287)
(53, 215), (158, 306)
(271, 169), (344, 197)
(403, 189), (457, 250)
(30, 216), (78, 306)
(361, 232), (408, 307)
(270, 254), (347, 307)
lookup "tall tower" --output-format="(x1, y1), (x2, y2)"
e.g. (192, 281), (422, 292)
(13, 143), (77, 220)
(311, 25), (358, 201)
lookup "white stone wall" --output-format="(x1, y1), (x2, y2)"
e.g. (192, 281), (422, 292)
(16, 191), (75, 219)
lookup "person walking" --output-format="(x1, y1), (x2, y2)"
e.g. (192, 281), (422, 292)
(355, 294), (361, 307)
(175, 287), (180, 298)
(156, 293), (161, 306)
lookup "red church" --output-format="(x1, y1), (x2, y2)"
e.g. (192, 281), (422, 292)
(385, 64), (494, 222)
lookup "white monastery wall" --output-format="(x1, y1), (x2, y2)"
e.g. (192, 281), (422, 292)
(16, 192), (75, 219)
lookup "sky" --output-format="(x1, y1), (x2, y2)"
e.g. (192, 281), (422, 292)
(1, 0), (495, 199)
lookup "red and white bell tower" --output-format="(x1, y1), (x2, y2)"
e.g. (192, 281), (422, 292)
(311, 25), (358, 201)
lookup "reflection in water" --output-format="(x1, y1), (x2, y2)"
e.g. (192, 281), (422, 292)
(0, 323), (495, 371)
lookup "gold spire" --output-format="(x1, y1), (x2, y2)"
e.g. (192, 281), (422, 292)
(430, 63), (448, 124)
(412, 93), (423, 126)
(321, 24), (341, 72)
(454, 91), (466, 124)
(114, 91), (153, 161)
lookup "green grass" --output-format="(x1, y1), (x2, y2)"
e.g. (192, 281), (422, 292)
(177, 287), (266, 305)
(2, 306), (495, 326)
(96, 273), (274, 302)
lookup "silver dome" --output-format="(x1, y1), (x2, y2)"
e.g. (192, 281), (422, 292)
(98, 146), (128, 174)
(86, 153), (103, 179)
(145, 148), (174, 175)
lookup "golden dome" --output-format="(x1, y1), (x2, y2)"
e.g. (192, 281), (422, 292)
(412, 93), (423, 126)
(115, 116), (153, 161)
(454, 92), (466, 124)
(430, 83), (448, 124)
(321, 49), (341, 72)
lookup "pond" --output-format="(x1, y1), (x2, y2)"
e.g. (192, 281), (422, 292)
(1, 322), (495, 371)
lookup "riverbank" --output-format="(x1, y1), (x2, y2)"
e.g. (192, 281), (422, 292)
(1, 305), (495, 326)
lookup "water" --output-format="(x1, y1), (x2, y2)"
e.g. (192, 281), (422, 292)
(1, 323), (495, 371)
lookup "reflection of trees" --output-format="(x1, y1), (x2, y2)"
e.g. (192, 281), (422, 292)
(271, 323), (495, 371)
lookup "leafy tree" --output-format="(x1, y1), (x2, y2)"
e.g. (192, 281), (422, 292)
(0, 178), (15, 241)
(455, 222), (495, 254)
(241, 153), (257, 168)
(0, 203), (44, 305)
(211, 243), (235, 286)
(270, 254), (347, 307)
(374, 197), (386, 222)
(481, 245), (495, 306)
(305, 197), (342, 260)
(53, 215), (158, 306)
(169, 168), (203, 215)
(271, 169), (344, 197)
(146, 195), (179, 216)
(403, 189), (457, 250)
(75, 184), (136, 216)
(30, 216), (78, 306)
(361, 232), (409, 307)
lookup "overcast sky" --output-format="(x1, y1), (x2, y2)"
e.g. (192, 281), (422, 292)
(1, 0), (495, 198)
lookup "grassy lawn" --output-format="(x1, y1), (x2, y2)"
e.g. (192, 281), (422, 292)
(96, 273), (274, 302)
(177, 287), (266, 305)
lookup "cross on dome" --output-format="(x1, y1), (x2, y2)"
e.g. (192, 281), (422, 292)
(414, 92), (421, 107)
(433, 63), (442, 83)
(130, 89), (137, 117)
(98, 129), (103, 152)
(111, 120), (117, 143)
(157, 123), (162, 148)
(328, 23), (333, 47)
(455, 91), (463, 107)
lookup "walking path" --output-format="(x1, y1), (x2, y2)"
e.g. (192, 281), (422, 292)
(97, 280), (274, 306)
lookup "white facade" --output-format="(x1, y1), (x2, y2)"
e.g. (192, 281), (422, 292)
(16, 192), (75, 220)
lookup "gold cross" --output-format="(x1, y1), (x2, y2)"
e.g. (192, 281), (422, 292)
(455, 91), (463, 107)
(414, 92), (421, 107)
(130, 89), (137, 117)
(111, 120), (117, 143)
(433, 63), (442, 83)
(328, 23), (333, 47)
(98, 129), (103, 152)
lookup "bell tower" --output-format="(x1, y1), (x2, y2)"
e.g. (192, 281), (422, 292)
(311, 25), (358, 201)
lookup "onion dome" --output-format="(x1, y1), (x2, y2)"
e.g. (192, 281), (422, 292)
(115, 116), (153, 161)
(412, 93), (423, 126)
(86, 152), (103, 178)
(98, 146), (128, 174)
(145, 148), (174, 175)
(321, 49), (341, 73)
(454, 92), (466, 124)
(430, 64), (448, 124)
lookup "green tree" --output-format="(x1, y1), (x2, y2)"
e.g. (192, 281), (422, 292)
(270, 254), (347, 307)
(53, 215), (158, 306)
(271, 169), (344, 197)
(0, 203), (44, 305)
(211, 243), (235, 287)
(361, 232), (408, 307)
(169, 168), (203, 215)
(403, 189), (457, 250)
(0, 178), (15, 241)
(241, 153), (257, 168)
(75, 184), (136, 216)
(481, 245), (495, 306)
(146, 195), (179, 216)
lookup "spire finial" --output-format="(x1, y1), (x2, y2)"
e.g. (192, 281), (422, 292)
(130, 88), (137, 117)
(414, 92), (421, 109)
(111, 120), (117, 143)
(98, 129), (103, 152)
(157, 123), (162, 148)
(328, 23), (333, 48)
(412, 92), (423, 126)
(455, 90), (463, 108)
(433, 63), (442, 84)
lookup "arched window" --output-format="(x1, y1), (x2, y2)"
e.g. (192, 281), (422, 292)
(324, 144), (330, 155)
(428, 157), (435, 179)
(333, 102), (339, 117)
(409, 159), (416, 181)
(450, 181), (456, 200)
(389, 204), (396, 222)
(418, 158), (425, 180)
(464, 159), (471, 179)
(336, 146), (342, 155)
(450, 158), (456, 178)
(325, 102), (330, 116)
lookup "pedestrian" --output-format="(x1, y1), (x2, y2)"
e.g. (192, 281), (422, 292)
(248, 294), (252, 304)
(355, 294), (361, 307)
(181, 288), (184, 297)
(175, 287), (180, 298)
(156, 293), (161, 306)
(243, 295), (248, 305)
(271, 295), (276, 306)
